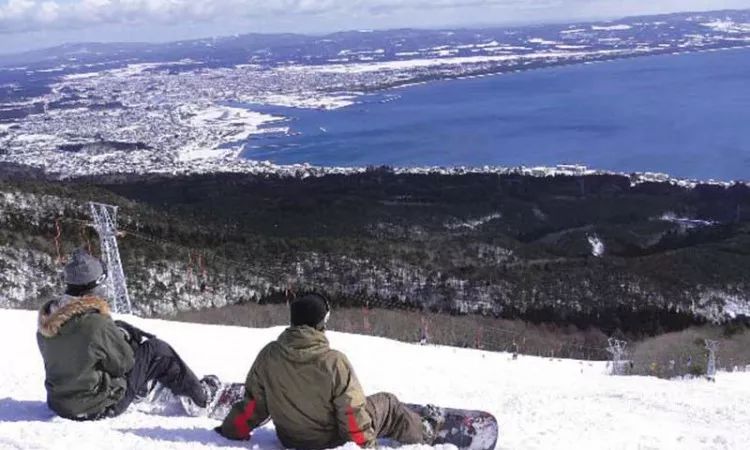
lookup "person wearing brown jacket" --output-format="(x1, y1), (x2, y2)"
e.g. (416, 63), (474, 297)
(215, 293), (441, 449)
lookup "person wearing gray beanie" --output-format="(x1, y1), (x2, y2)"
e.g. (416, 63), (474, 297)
(63, 248), (108, 298)
(37, 248), (219, 421)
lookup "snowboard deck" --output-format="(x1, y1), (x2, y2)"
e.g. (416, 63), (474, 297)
(136, 380), (246, 420)
(206, 381), (245, 420)
(406, 404), (499, 450)
(136, 381), (499, 450)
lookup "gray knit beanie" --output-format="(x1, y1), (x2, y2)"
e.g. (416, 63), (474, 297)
(64, 248), (105, 286)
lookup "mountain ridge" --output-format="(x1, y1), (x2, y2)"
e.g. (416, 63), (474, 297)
(2, 8), (749, 63)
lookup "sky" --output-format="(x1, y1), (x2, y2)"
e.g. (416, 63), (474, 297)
(1, 0), (749, 54)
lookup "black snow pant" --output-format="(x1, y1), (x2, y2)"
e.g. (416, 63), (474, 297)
(365, 392), (426, 444)
(102, 337), (206, 419)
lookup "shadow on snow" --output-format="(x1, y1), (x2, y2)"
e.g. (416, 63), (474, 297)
(0, 398), (56, 422)
(121, 426), (284, 448)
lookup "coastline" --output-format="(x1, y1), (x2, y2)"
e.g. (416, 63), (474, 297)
(224, 47), (750, 186)
(3, 37), (750, 186)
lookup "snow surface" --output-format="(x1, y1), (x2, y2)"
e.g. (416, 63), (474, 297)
(527, 38), (558, 46)
(587, 235), (605, 257)
(445, 213), (502, 230)
(701, 21), (750, 34)
(106, 61), (200, 78)
(556, 45), (589, 50)
(659, 212), (716, 229)
(61, 71), (104, 81)
(246, 93), (359, 110)
(591, 25), (633, 31)
(287, 51), (620, 74)
(176, 104), (285, 162)
(1, 309), (749, 450)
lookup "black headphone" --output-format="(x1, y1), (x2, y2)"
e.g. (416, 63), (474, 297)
(309, 292), (331, 328)
(315, 292), (331, 313)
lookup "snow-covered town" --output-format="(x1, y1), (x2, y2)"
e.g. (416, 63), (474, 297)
(1, 10), (750, 181)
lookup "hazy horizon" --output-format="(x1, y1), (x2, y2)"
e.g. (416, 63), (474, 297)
(1, 0), (749, 55)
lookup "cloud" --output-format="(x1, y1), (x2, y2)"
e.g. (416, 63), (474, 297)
(0, 0), (748, 35)
(0, 0), (611, 33)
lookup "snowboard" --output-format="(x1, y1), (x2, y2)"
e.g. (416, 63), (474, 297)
(136, 380), (246, 420)
(406, 404), (499, 450)
(136, 382), (499, 450)
(204, 381), (245, 420)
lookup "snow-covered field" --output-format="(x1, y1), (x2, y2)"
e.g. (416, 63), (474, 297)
(176, 104), (286, 162)
(1, 309), (748, 450)
(285, 50), (625, 74)
(242, 93), (359, 110)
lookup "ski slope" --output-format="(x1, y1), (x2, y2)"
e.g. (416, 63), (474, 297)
(1, 309), (748, 450)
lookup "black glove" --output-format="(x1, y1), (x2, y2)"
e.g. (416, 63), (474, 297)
(214, 426), (250, 441)
(115, 320), (155, 348)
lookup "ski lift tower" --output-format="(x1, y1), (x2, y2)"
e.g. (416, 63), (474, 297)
(89, 202), (132, 314)
(607, 338), (628, 376)
(705, 339), (719, 381)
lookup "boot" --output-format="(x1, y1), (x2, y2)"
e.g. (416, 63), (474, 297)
(180, 375), (221, 417)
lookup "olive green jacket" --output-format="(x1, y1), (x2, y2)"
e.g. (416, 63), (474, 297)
(219, 326), (376, 449)
(36, 296), (135, 419)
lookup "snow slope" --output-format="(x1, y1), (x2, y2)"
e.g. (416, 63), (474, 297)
(1, 309), (748, 450)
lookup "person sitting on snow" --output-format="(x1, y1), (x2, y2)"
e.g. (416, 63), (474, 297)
(36, 248), (218, 421)
(214, 292), (444, 449)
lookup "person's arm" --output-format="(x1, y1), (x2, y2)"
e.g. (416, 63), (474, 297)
(115, 320), (155, 349)
(332, 352), (376, 448)
(216, 350), (270, 441)
(93, 317), (135, 377)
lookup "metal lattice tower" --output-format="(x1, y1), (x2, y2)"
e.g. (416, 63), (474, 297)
(705, 339), (719, 379)
(89, 202), (132, 314)
(607, 338), (628, 376)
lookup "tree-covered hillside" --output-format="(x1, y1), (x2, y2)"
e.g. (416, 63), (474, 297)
(1, 170), (749, 340)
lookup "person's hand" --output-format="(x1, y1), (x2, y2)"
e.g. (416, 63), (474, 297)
(117, 325), (132, 342)
(115, 320), (155, 345)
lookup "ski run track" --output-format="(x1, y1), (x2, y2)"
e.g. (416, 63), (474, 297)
(0, 309), (748, 450)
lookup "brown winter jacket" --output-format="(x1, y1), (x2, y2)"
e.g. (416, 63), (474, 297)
(36, 296), (135, 419)
(219, 326), (376, 449)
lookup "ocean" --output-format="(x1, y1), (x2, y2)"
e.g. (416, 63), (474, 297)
(240, 47), (750, 181)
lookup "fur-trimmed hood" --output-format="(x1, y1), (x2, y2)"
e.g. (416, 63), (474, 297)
(38, 295), (111, 338)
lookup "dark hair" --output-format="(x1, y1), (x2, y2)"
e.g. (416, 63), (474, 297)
(65, 280), (100, 297)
